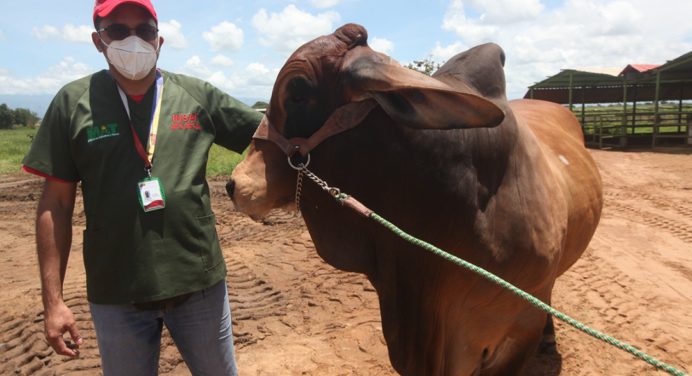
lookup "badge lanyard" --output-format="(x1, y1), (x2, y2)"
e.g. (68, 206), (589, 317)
(117, 70), (166, 212)
(117, 70), (164, 177)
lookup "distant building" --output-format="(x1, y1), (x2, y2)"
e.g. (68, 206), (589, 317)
(525, 51), (692, 148)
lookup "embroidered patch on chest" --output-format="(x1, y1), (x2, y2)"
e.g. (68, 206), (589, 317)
(87, 123), (120, 143)
(171, 112), (201, 131)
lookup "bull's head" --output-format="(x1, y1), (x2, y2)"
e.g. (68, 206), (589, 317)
(229, 23), (504, 219)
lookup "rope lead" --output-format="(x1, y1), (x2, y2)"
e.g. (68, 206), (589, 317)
(368, 212), (688, 376)
(298, 164), (687, 376)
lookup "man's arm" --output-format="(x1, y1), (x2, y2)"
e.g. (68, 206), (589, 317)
(36, 179), (82, 357)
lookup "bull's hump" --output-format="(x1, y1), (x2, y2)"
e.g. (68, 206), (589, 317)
(334, 23), (368, 49)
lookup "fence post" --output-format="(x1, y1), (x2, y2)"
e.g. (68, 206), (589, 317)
(652, 71), (661, 148)
(621, 81), (628, 147)
(598, 116), (603, 149)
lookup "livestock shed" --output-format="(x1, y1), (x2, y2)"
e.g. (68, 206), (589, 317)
(525, 50), (692, 148)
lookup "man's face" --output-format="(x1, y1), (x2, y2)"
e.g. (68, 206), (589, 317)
(92, 4), (161, 56)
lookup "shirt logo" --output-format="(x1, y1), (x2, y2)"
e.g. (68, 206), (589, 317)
(87, 123), (120, 143)
(171, 113), (201, 131)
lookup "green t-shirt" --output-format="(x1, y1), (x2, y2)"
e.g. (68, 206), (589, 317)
(23, 69), (263, 304)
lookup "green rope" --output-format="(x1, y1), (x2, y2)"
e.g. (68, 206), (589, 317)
(368, 212), (688, 376)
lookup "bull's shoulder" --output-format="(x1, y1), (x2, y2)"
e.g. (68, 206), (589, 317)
(509, 99), (584, 144)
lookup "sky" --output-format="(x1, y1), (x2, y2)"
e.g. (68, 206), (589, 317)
(1, 0), (691, 114)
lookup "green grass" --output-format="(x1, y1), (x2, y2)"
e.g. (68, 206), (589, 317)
(0, 127), (36, 175)
(0, 127), (246, 177)
(206, 144), (247, 177)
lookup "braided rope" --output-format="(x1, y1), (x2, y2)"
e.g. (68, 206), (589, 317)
(297, 166), (687, 375)
(367, 211), (688, 376)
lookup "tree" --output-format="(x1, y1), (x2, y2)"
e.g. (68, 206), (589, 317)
(0, 104), (13, 129)
(0, 103), (41, 128)
(251, 101), (269, 110)
(405, 58), (443, 76)
(13, 108), (40, 127)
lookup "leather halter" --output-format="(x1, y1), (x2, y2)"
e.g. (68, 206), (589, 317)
(252, 99), (378, 157)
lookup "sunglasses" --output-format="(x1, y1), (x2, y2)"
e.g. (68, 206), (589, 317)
(98, 23), (159, 41)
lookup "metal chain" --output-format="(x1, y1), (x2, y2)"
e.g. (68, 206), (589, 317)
(295, 169), (304, 208)
(301, 166), (341, 197)
(289, 153), (343, 209)
(293, 164), (342, 208)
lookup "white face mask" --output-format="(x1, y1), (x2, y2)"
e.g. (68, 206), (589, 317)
(102, 35), (159, 81)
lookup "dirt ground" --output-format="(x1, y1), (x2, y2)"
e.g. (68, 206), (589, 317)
(0, 148), (690, 376)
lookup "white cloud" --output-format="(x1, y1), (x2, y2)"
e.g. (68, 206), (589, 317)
(467, 0), (543, 23)
(430, 41), (467, 63)
(0, 57), (93, 95)
(211, 55), (234, 67)
(182, 55), (212, 77)
(252, 5), (340, 54)
(203, 21), (244, 52)
(244, 63), (275, 86)
(310, 0), (341, 8)
(370, 37), (394, 55)
(439, 0), (692, 99)
(159, 20), (187, 49)
(180, 56), (277, 99)
(33, 25), (59, 40)
(32, 24), (92, 43)
(442, 1), (497, 45)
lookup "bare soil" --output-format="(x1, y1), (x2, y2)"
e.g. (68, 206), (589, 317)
(1, 149), (690, 375)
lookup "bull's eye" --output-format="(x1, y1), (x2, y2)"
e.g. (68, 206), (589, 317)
(286, 77), (313, 107)
(284, 75), (325, 139)
(291, 94), (306, 103)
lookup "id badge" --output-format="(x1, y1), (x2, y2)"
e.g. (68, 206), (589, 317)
(137, 177), (166, 212)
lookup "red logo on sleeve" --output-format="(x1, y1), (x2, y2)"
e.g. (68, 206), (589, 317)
(171, 113), (201, 131)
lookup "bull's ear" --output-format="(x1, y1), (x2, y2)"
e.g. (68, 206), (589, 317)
(342, 47), (505, 129)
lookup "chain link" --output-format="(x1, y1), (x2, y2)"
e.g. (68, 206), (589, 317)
(292, 162), (342, 208)
(295, 169), (304, 208)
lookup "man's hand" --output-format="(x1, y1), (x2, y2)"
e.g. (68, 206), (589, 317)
(44, 301), (82, 357)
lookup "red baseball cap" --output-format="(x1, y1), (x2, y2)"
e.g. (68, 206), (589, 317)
(93, 0), (158, 23)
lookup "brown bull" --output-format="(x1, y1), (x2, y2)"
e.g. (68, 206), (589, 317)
(228, 23), (602, 375)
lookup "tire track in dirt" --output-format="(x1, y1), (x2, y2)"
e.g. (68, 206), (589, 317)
(212, 196), (393, 375)
(228, 259), (288, 350)
(0, 177), (41, 202)
(605, 199), (692, 244)
(0, 213), (293, 375)
(0, 265), (291, 375)
(605, 190), (692, 224)
(0, 285), (101, 375)
(551, 247), (691, 375)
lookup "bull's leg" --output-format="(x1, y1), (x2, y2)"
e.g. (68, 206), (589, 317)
(481, 310), (547, 376)
(538, 294), (557, 354)
(539, 314), (557, 354)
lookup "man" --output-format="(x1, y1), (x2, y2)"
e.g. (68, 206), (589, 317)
(21, 0), (263, 374)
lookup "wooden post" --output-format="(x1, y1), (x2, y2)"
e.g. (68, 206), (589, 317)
(568, 73), (574, 111)
(678, 83), (683, 133)
(632, 84), (638, 134)
(622, 78), (628, 147)
(653, 71), (661, 148)
(581, 87), (586, 127)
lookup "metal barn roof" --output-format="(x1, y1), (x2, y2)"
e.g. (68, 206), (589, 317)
(525, 50), (692, 104)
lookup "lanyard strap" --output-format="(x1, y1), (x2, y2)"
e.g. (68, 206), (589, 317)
(117, 71), (164, 175)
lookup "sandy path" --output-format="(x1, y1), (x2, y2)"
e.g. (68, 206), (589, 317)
(0, 149), (690, 375)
